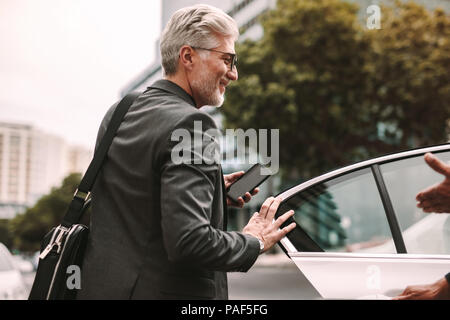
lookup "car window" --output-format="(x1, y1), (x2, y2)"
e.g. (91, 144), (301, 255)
(380, 151), (450, 254)
(279, 168), (396, 253)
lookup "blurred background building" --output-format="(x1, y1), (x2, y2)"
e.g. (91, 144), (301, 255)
(0, 121), (92, 219)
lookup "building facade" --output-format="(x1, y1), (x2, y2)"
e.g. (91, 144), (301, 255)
(0, 122), (92, 219)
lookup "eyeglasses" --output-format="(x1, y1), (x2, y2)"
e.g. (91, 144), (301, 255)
(192, 47), (237, 71)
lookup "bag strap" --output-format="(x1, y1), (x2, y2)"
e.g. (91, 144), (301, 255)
(61, 91), (141, 227)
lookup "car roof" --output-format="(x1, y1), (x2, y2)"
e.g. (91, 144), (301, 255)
(278, 143), (450, 200)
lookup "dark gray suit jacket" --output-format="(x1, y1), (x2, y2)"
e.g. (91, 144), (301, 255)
(77, 80), (260, 300)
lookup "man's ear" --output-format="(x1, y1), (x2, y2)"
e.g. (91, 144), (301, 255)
(179, 45), (195, 71)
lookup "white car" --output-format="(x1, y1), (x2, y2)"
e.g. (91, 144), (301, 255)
(0, 243), (28, 300)
(276, 143), (450, 299)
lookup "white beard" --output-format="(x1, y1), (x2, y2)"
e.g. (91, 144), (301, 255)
(191, 70), (225, 108)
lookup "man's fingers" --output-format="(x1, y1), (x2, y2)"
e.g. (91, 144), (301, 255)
(423, 204), (448, 213)
(258, 197), (275, 218)
(240, 189), (259, 204)
(418, 198), (450, 213)
(268, 222), (296, 244)
(422, 206), (435, 213)
(266, 196), (283, 221)
(424, 153), (450, 177)
(236, 197), (245, 208)
(224, 171), (245, 189)
(418, 199), (437, 209)
(392, 295), (409, 300)
(229, 171), (245, 183)
(273, 210), (295, 229)
(392, 287), (413, 300)
(227, 195), (243, 208)
(243, 192), (252, 202)
(277, 222), (296, 238)
(416, 183), (440, 202)
(422, 204), (438, 213)
(233, 171), (245, 179)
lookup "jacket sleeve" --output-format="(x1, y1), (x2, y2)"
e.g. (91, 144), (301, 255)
(159, 111), (260, 272)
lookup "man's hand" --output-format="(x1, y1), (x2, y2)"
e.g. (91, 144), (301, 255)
(242, 196), (296, 253)
(393, 277), (450, 300)
(224, 171), (259, 208)
(416, 153), (450, 213)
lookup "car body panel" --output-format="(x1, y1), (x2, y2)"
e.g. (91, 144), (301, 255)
(289, 252), (450, 299)
(0, 243), (28, 300)
(0, 270), (27, 300)
(276, 144), (450, 299)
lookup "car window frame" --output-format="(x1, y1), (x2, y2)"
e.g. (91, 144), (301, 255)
(276, 143), (450, 255)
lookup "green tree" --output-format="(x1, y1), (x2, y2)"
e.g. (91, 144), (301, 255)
(368, 1), (450, 147)
(222, 0), (450, 183)
(0, 219), (13, 249)
(9, 173), (82, 252)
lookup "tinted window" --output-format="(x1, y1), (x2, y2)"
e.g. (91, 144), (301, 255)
(279, 168), (395, 253)
(380, 151), (450, 254)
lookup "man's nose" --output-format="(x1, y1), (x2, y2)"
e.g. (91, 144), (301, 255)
(227, 67), (238, 81)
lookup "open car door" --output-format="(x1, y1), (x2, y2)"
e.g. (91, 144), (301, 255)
(276, 144), (450, 299)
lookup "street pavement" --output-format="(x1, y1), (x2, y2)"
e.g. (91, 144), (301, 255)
(228, 253), (321, 300)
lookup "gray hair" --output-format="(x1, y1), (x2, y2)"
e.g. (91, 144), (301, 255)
(160, 4), (239, 76)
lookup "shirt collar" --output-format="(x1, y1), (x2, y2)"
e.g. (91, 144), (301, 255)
(147, 79), (196, 107)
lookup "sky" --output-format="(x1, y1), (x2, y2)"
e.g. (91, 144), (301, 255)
(0, 0), (162, 150)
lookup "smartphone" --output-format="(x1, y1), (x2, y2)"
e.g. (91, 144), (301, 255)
(226, 163), (273, 203)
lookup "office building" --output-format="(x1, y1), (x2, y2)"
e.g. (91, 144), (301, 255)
(0, 122), (92, 218)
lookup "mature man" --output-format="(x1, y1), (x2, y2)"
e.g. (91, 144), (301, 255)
(77, 4), (296, 299)
(394, 153), (450, 300)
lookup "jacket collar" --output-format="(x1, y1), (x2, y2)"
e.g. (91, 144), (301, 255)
(147, 79), (197, 107)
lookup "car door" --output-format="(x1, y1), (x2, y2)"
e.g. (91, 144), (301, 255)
(0, 243), (28, 300)
(276, 144), (450, 299)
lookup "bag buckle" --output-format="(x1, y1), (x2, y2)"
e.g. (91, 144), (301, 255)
(73, 189), (91, 201)
(39, 225), (70, 260)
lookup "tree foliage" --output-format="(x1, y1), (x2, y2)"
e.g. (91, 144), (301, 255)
(368, 1), (450, 146)
(8, 173), (82, 252)
(222, 0), (450, 183)
(0, 219), (14, 249)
